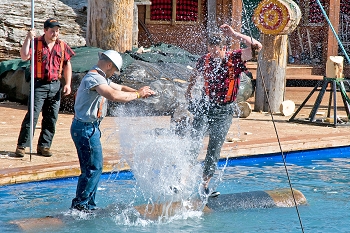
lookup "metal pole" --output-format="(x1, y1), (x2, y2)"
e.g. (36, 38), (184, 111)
(30, 0), (35, 162)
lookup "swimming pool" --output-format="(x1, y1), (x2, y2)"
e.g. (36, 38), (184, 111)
(1, 146), (349, 232)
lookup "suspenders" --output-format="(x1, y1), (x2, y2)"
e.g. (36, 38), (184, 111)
(36, 40), (65, 79)
(89, 70), (105, 119)
(204, 53), (236, 103)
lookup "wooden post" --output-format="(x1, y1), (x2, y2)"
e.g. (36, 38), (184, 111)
(230, 0), (242, 50)
(87, 0), (134, 52)
(254, 34), (288, 113)
(325, 0), (340, 58)
(207, 0), (217, 34)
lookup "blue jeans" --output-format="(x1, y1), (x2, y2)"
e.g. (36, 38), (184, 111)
(189, 102), (234, 179)
(17, 80), (61, 148)
(70, 118), (103, 210)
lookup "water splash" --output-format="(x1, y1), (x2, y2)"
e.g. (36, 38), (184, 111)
(113, 106), (206, 223)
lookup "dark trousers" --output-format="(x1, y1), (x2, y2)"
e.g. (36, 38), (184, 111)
(17, 80), (61, 148)
(70, 118), (103, 210)
(189, 102), (234, 179)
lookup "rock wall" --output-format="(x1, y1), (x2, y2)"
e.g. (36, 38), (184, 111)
(0, 0), (87, 61)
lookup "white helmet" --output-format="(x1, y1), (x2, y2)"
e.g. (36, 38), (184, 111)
(99, 50), (123, 71)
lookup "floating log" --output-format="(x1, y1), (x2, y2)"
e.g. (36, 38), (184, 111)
(10, 188), (306, 231)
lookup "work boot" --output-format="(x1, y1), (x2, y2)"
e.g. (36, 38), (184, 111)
(203, 187), (220, 198)
(37, 146), (53, 157)
(14, 146), (25, 158)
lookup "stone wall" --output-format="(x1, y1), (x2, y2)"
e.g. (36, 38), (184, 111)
(0, 0), (87, 61)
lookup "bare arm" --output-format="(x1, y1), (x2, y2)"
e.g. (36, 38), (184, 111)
(220, 24), (262, 61)
(20, 29), (36, 61)
(96, 83), (155, 103)
(62, 60), (72, 96)
(109, 82), (138, 92)
(185, 70), (199, 100)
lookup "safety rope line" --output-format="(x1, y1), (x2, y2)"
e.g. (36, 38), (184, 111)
(241, 1), (305, 232)
(257, 64), (305, 233)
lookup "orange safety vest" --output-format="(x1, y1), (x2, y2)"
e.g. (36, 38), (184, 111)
(36, 40), (65, 79)
(204, 53), (237, 103)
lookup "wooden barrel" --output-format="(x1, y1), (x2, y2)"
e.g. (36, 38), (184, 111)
(253, 0), (301, 35)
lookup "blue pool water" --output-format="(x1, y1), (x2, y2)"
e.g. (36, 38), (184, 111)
(1, 146), (350, 233)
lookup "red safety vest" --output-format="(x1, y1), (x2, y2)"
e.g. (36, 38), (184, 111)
(203, 53), (239, 103)
(36, 39), (65, 79)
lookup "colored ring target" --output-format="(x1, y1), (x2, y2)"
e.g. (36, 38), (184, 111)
(253, 0), (291, 35)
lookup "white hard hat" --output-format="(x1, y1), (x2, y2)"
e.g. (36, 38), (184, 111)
(99, 50), (123, 71)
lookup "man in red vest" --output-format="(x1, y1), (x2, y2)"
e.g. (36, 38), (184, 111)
(14, 18), (75, 157)
(185, 24), (262, 197)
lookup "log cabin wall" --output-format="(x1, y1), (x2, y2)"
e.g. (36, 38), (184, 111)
(137, 0), (350, 77)
(137, 0), (242, 55)
(137, 0), (208, 55)
(288, 0), (350, 77)
(287, 0), (329, 74)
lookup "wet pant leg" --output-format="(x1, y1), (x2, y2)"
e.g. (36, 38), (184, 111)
(70, 119), (103, 210)
(203, 104), (234, 179)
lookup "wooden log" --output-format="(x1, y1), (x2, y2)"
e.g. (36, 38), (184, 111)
(87, 0), (134, 52)
(10, 188), (307, 231)
(326, 56), (344, 78)
(280, 100), (295, 116)
(254, 34), (288, 113)
(238, 101), (252, 118)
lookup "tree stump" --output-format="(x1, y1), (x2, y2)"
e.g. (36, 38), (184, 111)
(87, 0), (133, 52)
(252, 0), (301, 113)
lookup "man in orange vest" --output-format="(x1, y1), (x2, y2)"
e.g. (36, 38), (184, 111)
(15, 18), (75, 157)
(185, 24), (262, 197)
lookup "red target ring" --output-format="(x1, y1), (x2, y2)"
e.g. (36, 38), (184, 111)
(253, 0), (291, 35)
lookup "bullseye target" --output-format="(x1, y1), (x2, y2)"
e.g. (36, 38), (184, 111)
(253, 0), (292, 35)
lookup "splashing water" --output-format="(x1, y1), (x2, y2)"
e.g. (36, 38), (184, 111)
(114, 106), (206, 222)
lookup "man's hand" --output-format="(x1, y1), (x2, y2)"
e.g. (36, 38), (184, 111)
(220, 24), (235, 37)
(137, 86), (155, 98)
(26, 29), (36, 41)
(62, 85), (71, 96)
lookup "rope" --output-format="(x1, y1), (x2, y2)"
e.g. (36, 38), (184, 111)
(241, 1), (305, 232)
(257, 64), (305, 233)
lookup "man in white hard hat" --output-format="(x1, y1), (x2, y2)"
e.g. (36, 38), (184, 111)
(70, 50), (155, 212)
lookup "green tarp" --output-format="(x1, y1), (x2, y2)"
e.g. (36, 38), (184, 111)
(0, 43), (199, 77)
